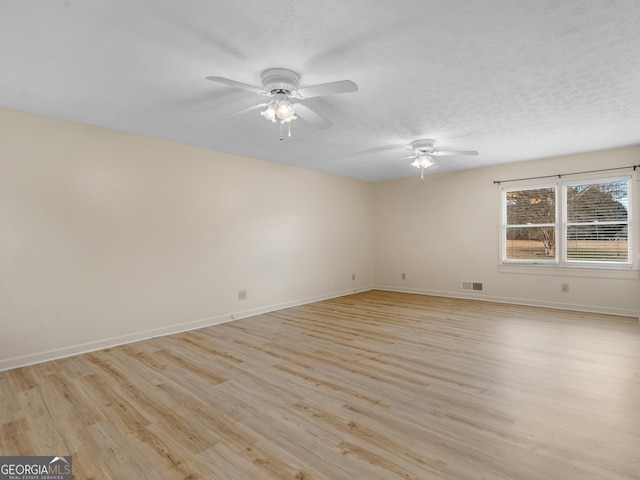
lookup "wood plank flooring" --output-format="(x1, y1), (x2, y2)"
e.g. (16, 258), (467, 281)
(1, 290), (639, 479)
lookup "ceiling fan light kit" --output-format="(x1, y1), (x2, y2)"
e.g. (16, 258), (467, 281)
(259, 91), (297, 139)
(411, 155), (435, 181)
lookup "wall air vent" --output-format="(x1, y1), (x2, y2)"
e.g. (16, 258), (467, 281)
(462, 281), (484, 292)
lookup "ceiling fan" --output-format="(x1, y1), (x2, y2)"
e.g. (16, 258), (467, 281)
(206, 68), (358, 140)
(405, 139), (478, 180)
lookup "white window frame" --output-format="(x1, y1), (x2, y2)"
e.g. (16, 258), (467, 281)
(499, 173), (637, 274)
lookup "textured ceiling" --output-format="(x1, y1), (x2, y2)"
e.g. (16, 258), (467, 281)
(1, 1), (639, 182)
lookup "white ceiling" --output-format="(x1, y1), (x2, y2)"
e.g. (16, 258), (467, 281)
(1, 1), (639, 182)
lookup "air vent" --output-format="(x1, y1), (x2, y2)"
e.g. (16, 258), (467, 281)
(462, 281), (484, 292)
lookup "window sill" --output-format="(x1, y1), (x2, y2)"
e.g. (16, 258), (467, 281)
(497, 264), (639, 280)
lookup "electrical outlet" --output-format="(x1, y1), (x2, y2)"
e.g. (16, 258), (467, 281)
(561, 283), (569, 293)
(401, 273), (406, 280)
(238, 290), (247, 300)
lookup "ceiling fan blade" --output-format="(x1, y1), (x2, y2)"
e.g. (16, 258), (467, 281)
(297, 80), (358, 99)
(223, 103), (269, 120)
(206, 76), (265, 95)
(293, 104), (332, 130)
(433, 150), (478, 156)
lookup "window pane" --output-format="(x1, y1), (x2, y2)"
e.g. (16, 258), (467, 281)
(505, 226), (556, 260)
(506, 187), (556, 225)
(567, 180), (628, 223)
(567, 225), (628, 262)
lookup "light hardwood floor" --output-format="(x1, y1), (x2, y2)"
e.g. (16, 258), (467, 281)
(1, 290), (639, 479)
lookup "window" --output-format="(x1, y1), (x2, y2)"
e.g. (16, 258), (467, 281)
(565, 178), (630, 263)
(502, 176), (633, 268)
(504, 185), (557, 263)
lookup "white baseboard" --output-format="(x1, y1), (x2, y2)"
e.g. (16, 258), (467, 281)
(4, 284), (634, 372)
(0, 286), (374, 372)
(374, 285), (640, 319)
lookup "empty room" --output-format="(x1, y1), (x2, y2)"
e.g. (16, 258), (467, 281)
(1, 1), (639, 479)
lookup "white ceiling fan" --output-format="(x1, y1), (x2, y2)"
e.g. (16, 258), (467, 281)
(206, 68), (358, 140)
(405, 139), (478, 180)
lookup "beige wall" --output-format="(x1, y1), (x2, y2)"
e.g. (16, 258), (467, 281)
(373, 146), (640, 317)
(0, 108), (374, 370)
(2, 107), (638, 371)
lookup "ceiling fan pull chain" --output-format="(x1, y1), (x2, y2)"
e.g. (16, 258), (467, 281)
(280, 122), (284, 141)
(420, 167), (425, 181)
(288, 121), (292, 138)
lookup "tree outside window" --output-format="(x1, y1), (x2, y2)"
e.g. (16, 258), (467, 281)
(504, 186), (556, 261)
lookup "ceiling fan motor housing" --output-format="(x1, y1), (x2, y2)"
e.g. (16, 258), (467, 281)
(410, 139), (436, 154)
(261, 68), (300, 96)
